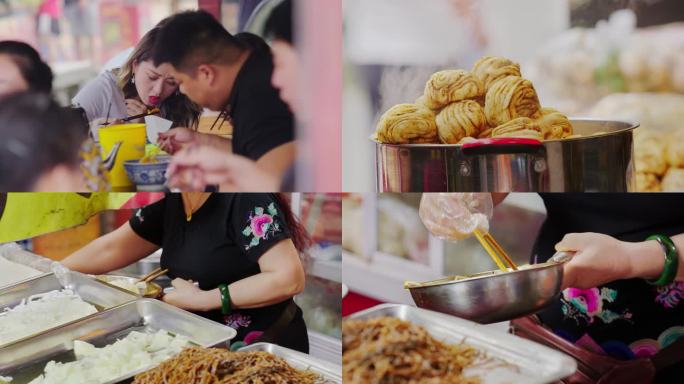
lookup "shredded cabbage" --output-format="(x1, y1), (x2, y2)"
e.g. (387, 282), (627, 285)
(28, 330), (189, 384)
(0, 290), (97, 346)
(106, 278), (145, 295)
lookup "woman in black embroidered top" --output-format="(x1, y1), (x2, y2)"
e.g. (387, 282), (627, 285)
(62, 193), (310, 352)
(419, 193), (684, 382)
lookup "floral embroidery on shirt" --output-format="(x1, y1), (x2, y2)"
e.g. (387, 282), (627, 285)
(224, 312), (252, 329)
(630, 326), (684, 358)
(655, 282), (684, 309)
(241, 203), (281, 250)
(244, 331), (263, 345)
(561, 287), (633, 325)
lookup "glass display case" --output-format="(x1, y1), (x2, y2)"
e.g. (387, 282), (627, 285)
(291, 193), (342, 362)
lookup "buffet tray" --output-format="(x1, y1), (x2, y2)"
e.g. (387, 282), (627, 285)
(240, 342), (342, 383)
(0, 272), (136, 313)
(348, 304), (576, 384)
(0, 272), (138, 349)
(0, 299), (237, 383)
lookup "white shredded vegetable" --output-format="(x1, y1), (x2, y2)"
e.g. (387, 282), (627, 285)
(28, 330), (190, 384)
(0, 289), (97, 346)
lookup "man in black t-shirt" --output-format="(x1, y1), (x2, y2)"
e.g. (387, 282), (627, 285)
(151, 10), (295, 190)
(163, 2), (303, 192)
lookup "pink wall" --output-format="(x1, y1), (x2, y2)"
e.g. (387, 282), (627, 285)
(298, 0), (342, 191)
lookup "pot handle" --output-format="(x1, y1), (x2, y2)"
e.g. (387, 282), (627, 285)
(462, 137), (543, 155)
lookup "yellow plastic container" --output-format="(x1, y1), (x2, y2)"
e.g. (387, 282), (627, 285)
(99, 124), (146, 188)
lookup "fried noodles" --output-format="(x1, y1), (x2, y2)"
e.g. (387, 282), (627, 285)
(343, 317), (480, 384)
(132, 347), (327, 384)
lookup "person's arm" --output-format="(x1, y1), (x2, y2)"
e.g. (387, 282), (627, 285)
(218, 142), (295, 191)
(157, 129), (233, 154)
(61, 222), (160, 274)
(555, 232), (684, 289)
(166, 146), (281, 191)
(255, 141), (295, 178)
(72, 72), (125, 123)
(72, 79), (105, 123)
(163, 239), (305, 311)
(196, 131), (233, 152)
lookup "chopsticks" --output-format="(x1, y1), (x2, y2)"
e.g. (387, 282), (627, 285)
(100, 108), (161, 126)
(104, 102), (112, 125)
(122, 107), (160, 123)
(473, 229), (518, 272)
(136, 267), (168, 284)
(209, 109), (229, 131)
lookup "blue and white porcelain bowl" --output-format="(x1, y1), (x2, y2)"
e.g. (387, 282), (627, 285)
(123, 156), (171, 191)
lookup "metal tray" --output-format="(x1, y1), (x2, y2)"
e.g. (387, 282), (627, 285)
(0, 272), (137, 348)
(348, 304), (576, 384)
(240, 342), (342, 383)
(0, 299), (237, 383)
(0, 272), (136, 311)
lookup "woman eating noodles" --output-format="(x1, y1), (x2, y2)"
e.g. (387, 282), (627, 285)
(61, 193), (310, 352)
(72, 20), (201, 139)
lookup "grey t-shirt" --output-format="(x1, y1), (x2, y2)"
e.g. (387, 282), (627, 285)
(72, 70), (127, 139)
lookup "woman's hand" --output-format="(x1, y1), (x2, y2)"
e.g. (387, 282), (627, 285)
(166, 145), (281, 191)
(162, 278), (218, 312)
(418, 193), (493, 241)
(157, 127), (199, 154)
(555, 232), (664, 289)
(124, 99), (148, 122)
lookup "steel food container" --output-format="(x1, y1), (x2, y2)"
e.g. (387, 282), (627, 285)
(348, 304), (577, 384)
(240, 343), (342, 383)
(0, 272), (136, 314)
(0, 299), (237, 383)
(374, 118), (637, 192)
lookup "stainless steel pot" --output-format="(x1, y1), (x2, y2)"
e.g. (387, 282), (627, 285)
(374, 119), (638, 192)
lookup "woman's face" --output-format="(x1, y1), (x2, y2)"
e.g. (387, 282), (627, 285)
(132, 60), (179, 106)
(0, 55), (28, 96)
(271, 41), (299, 114)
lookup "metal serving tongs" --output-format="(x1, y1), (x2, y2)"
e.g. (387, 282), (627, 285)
(473, 229), (518, 272)
(136, 267), (168, 284)
(404, 230), (518, 289)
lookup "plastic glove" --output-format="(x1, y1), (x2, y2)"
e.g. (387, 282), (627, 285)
(419, 193), (493, 241)
(0, 243), (54, 272)
(51, 261), (72, 288)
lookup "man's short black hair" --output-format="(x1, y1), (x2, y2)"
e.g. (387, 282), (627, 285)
(0, 41), (53, 93)
(0, 92), (85, 190)
(264, 0), (293, 45)
(152, 10), (246, 73)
